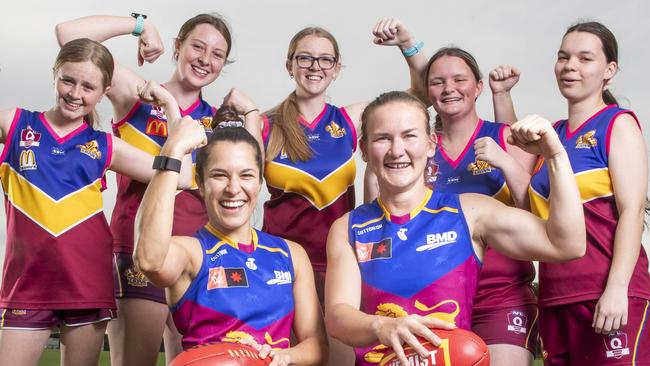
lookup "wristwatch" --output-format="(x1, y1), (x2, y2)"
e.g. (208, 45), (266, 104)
(131, 13), (147, 36)
(152, 155), (181, 173)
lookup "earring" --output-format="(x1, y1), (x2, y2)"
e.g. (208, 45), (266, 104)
(289, 74), (294, 79)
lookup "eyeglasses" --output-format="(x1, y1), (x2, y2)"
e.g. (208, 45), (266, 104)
(293, 55), (338, 70)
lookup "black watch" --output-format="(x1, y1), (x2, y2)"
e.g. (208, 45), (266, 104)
(152, 155), (181, 173)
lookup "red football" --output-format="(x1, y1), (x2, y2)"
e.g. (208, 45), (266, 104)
(379, 328), (489, 366)
(170, 342), (271, 366)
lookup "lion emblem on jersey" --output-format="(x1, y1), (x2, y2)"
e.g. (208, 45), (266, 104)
(125, 267), (148, 287)
(467, 159), (493, 175)
(325, 121), (346, 138)
(76, 140), (102, 160)
(576, 130), (597, 148)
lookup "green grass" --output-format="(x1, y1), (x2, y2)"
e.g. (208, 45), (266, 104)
(39, 349), (165, 365)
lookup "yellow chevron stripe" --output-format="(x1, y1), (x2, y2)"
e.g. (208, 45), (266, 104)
(421, 206), (459, 214)
(117, 122), (161, 156)
(265, 156), (355, 210)
(493, 183), (514, 206)
(351, 215), (385, 229)
(530, 168), (613, 220)
(0, 164), (104, 236)
(204, 224), (259, 253)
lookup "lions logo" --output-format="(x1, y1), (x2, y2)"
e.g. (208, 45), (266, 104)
(125, 267), (148, 287)
(468, 159), (493, 175)
(576, 130), (597, 148)
(77, 140), (102, 159)
(325, 121), (346, 138)
(200, 116), (214, 132)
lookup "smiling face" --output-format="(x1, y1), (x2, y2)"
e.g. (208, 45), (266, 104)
(361, 101), (435, 194)
(175, 23), (229, 89)
(555, 31), (617, 103)
(199, 141), (261, 237)
(52, 61), (108, 123)
(427, 55), (482, 121)
(287, 34), (341, 98)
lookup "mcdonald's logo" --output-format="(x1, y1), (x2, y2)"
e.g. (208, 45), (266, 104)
(19, 150), (37, 171)
(145, 118), (168, 137)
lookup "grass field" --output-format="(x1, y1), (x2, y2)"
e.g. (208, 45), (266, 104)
(39, 349), (545, 365)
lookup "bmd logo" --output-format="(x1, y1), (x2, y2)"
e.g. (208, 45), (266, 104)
(416, 231), (458, 252)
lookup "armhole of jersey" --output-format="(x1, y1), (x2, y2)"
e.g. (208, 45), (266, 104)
(283, 236), (296, 280)
(606, 110), (640, 157)
(339, 107), (358, 152)
(170, 231), (207, 311)
(101, 133), (114, 191)
(262, 114), (271, 146)
(498, 123), (508, 151)
(347, 211), (355, 250)
(0, 108), (22, 163)
(456, 193), (483, 267)
(113, 101), (142, 130)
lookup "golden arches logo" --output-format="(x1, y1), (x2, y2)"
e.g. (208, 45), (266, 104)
(414, 299), (460, 325)
(145, 118), (168, 137)
(19, 150), (37, 171)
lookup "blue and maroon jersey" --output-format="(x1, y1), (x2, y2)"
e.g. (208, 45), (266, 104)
(434, 120), (536, 310)
(110, 99), (216, 253)
(529, 105), (650, 307)
(0, 108), (114, 309)
(262, 104), (356, 271)
(348, 189), (480, 365)
(171, 226), (295, 350)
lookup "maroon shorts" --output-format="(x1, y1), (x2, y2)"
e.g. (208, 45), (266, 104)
(113, 252), (166, 304)
(0, 308), (115, 330)
(472, 304), (539, 355)
(540, 297), (650, 366)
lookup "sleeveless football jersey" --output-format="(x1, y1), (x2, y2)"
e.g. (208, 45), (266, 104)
(349, 189), (480, 365)
(434, 120), (536, 309)
(529, 105), (650, 306)
(111, 99), (216, 253)
(0, 109), (114, 309)
(171, 226), (295, 350)
(262, 104), (356, 271)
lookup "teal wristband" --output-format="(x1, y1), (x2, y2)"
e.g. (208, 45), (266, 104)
(402, 41), (424, 57)
(131, 13), (146, 36)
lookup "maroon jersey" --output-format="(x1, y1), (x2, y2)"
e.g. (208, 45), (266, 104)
(0, 109), (114, 309)
(262, 105), (356, 271)
(530, 105), (650, 306)
(110, 99), (215, 253)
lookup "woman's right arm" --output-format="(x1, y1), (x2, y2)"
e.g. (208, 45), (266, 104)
(0, 108), (18, 144)
(324, 214), (454, 365)
(55, 15), (164, 118)
(132, 117), (207, 288)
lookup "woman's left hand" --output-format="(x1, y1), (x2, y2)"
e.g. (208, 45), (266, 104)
(239, 338), (291, 366)
(593, 285), (628, 335)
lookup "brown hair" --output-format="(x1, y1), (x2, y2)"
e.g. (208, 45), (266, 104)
(212, 106), (243, 129)
(54, 38), (114, 128)
(424, 47), (482, 133)
(564, 21), (619, 105)
(174, 13), (233, 64)
(360, 91), (431, 143)
(195, 127), (263, 185)
(265, 27), (340, 162)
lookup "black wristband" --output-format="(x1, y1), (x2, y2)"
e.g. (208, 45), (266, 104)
(152, 155), (181, 173)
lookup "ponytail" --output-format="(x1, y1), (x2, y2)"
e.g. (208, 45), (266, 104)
(265, 91), (312, 162)
(603, 90), (618, 106)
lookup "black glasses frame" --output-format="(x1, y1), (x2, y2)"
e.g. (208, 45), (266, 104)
(292, 55), (338, 70)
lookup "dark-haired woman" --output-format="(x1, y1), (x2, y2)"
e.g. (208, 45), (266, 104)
(56, 14), (262, 365)
(134, 126), (327, 366)
(527, 22), (650, 365)
(0, 39), (204, 366)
